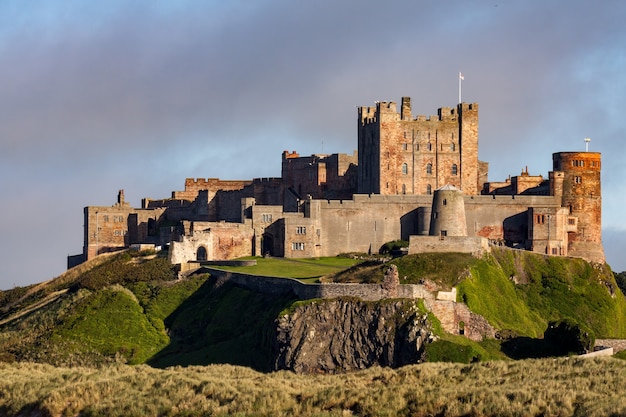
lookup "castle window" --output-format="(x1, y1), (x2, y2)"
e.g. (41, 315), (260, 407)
(403, 143), (408, 151)
(568, 218), (576, 225)
(452, 164), (458, 175)
(427, 142), (432, 151)
(262, 214), (273, 223)
(415, 143), (420, 151)
(296, 226), (306, 235)
(574, 176), (582, 184)
(450, 143), (455, 151)
(536, 214), (545, 224)
(402, 184), (406, 194)
(443, 199), (447, 206)
(426, 163), (432, 175)
(292, 242), (305, 251)
(402, 163), (408, 175)
(103, 215), (109, 222)
(427, 184), (432, 195)
(551, 248), (558, 255)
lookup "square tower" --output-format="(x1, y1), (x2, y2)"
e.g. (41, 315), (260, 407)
(357, 98), (482, 195)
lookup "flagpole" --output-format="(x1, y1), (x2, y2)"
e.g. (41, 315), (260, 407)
(458, 72), (463, 104)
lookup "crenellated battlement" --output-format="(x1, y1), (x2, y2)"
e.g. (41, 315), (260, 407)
(359, 100), (477, 126)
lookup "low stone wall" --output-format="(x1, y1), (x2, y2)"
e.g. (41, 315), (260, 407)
(578, 347), (614, 358)
(204, 268), (434, 301)
(595, 339), (626, 353)
(408, 236), (490, 257)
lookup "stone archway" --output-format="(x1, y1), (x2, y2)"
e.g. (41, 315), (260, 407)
(196, 246), (208, 261)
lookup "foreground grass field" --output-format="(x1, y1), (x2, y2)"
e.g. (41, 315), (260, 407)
(2, 357), (626, 417)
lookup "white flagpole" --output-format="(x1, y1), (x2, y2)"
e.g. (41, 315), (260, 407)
(458, 72), (464, 103)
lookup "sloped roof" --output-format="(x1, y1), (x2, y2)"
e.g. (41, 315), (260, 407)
(437, 184), (459, 191)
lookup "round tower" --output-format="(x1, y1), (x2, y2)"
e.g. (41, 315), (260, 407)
(429, 184), (467, 237)
(552, 151), (604, 263)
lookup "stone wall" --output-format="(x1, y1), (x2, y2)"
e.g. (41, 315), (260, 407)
(310, 194), (433, 256)
(408, 236), (490, 256)
(205, 267), (434, 301)
(173, 178), (252, 201)
(168, 222), (254, 265)
(281, 151), (358, 200)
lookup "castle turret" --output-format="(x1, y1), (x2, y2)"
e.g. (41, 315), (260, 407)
(429, 184), (467, 237)
(552, 151), (604, 263)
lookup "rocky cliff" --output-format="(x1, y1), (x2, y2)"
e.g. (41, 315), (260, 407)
(273, 298), (433, 373)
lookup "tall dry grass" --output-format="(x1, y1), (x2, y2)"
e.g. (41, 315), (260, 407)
(1, 357), (626, 416)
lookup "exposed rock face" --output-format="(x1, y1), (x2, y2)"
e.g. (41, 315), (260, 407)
(273, 298), (432, 373)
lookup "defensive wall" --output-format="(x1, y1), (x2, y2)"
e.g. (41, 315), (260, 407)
(464, 194), (560, 242)
(301, 193), (561, 258)
(309, 194), (433, 257)
(172, 178), (252, 201)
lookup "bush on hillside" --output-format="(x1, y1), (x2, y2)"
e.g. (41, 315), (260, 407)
(544, 318), (595, 355)
(379, 240), (409, 255)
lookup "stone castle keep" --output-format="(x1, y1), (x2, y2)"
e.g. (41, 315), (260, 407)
(69, 97), (605, 270)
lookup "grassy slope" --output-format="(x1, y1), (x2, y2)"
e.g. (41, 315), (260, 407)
(149, 278), (296, 370)
(458, 247), (626, 339)
(0, 252), (209, 366)
(2, 249), (625, 368)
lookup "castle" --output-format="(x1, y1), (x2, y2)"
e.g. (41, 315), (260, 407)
(68, 97), (605, 270)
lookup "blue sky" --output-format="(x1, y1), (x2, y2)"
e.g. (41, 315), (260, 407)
(1, 0), (625, 289)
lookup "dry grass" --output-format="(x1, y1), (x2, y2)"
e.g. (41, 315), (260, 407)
(1, 357), (626, 416)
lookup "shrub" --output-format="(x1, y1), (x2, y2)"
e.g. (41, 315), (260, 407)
(379, 240), (409, 255)
(544, 318), (595, 355)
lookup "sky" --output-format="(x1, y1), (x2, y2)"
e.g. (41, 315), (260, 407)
(1, 0), (625, 289)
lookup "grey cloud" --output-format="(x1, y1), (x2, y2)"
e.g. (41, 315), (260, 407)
(2, 0), (626, 288)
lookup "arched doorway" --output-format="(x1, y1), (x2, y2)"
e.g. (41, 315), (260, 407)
(196, 246), (207, 261)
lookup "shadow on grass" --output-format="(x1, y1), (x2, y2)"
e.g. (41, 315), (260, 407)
(500, 337), (553, 359)
(147, 275), (297, 372)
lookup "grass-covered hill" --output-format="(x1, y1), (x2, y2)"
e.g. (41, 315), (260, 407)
(0, 247), (625, 368)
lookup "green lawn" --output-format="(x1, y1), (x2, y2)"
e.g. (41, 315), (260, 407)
(216, 257), (361, 280)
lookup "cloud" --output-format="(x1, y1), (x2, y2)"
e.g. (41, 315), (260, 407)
(1, 0), (626, 288)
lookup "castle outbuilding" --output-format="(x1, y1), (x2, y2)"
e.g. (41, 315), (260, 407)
(70, 97), (605, 270)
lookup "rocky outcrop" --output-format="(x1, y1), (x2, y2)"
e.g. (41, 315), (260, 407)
(273, 298), (433, 373)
